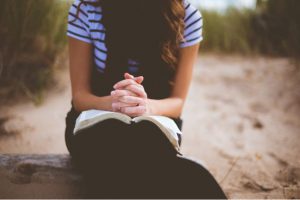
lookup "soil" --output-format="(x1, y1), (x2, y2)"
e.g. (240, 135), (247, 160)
(1, 54), (299, 198)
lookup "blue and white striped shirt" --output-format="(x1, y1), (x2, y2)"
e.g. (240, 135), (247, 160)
(67, 0), (203, 73)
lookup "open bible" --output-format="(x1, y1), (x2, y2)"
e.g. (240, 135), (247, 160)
(74, 110), (182, 152)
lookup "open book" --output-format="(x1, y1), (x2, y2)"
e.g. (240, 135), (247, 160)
(74, 110), (182, 152)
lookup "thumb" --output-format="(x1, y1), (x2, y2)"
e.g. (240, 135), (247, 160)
(124, 73), (134, 80)
(134, 76), (144, 84)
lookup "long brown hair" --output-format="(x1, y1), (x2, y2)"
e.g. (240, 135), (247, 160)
(75, 0), (185, 98)
(77, 0), (185, 68)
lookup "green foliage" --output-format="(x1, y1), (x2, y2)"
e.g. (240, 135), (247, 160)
(201, 0), (300, 59)
(1, 0), (299, 103)
(253, 0), (300, 57)
(201, 9), (254, 54)
(0, 0), (69, 103)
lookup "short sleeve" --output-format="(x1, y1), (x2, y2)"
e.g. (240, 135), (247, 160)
(180, 1), (203, 48)
(67, 0), (92, 44)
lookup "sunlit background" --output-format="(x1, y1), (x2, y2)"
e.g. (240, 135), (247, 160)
(0, 0), (299, 199)
(191, 0), (256, 10)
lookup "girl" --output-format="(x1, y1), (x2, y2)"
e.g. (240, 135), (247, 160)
(65, 0), (226, 198)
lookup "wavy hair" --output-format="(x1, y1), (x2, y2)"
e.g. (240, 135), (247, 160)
(74, 0), (185, 98)
(77, 0), (185, 69)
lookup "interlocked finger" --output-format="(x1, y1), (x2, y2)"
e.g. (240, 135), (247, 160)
(120, 106), (147, 117)
(119, 96), (145, 105)
(111, 90), (137, 99)
(124, 84), (147, 98)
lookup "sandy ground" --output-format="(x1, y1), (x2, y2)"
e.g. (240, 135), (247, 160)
(0, 54), (300, 199)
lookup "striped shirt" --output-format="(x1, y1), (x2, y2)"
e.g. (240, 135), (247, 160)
(67, 0), (203, 73)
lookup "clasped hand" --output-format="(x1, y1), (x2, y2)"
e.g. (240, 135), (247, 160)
(111, 73), (149, 117)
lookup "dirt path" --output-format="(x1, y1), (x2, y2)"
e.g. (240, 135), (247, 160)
(1, 54), (299, 198)
(0, 66), (71, 154)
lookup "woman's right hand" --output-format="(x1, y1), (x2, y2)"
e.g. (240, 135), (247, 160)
(111, 89), (137, 112)
(111, 73), (144, 112)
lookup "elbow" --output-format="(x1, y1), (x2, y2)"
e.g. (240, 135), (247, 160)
(170, 97), (185, 118)
(176, 98), (185, 118)
(72, 93), (85, 112)
(72, 98), (82, 112)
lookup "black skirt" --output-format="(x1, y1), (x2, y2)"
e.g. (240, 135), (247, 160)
(63, 66), (227, 199)
(64, 102), (183, 157)
(63, 104), (227, 199)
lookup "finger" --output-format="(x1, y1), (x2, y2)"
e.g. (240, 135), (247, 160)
(125, 84), (147, 98)
(124, 73), (134, 80)
(111, 102), (122, 111)
(114, 79), (138, 89)
(111, 102), (120, 112)
(134, 76), (144, 84)
(124, 72), (144, 84)
(121, 106), (147, 117)
(112, 105), (118, 112)
(119, 96), (145, 105)
(111, 90), (137, 99)
(112, 102), (137, 109)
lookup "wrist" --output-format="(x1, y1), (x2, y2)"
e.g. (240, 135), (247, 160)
(73, 92), (114, 112)
(145, 97), (184, 118)
(147, 99), (157, 116)
(94, 95), (114, 111)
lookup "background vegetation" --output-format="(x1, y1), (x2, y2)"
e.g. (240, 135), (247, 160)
(0, 0), (69, 103)
(201, 0), (300, 58)
(0, 0), (299, 103)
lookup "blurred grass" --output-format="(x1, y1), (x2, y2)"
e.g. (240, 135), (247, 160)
(201, 9), (254, 54)
(0, 0), (299, 104)
(201, 0), (300, 60)
(0, 0), (70, 104)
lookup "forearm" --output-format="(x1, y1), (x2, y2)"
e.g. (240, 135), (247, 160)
(148, 97), (184, 118)
(72, 92), (113, 112)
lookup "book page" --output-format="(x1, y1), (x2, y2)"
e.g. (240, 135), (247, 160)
(74, 110), (131, 135)
(150, 116), (182, 135)
(132, 116), (182, 152)
(76, 110), (115, 124)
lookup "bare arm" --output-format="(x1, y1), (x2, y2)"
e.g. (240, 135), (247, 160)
(68, 37), (113, 112)
(113, 44), (200, 118)
(148, 44), (200, 118)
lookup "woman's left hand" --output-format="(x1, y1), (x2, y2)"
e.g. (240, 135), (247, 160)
(111, 73), (151, 117)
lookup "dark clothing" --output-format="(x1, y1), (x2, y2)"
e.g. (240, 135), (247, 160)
(65, 65), (183, 156)
(64, 112), (226, 199)
(64, 64), (227, 198)
(64, 102), (182, 157)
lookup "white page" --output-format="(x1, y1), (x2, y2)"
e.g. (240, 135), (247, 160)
(76, 109), (114, 124)
(147, 116), (181, 134)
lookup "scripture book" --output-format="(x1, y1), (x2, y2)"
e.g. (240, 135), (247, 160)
(73, 109), (182, 152)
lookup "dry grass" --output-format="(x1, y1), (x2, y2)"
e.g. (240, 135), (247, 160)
(0, 0), (70, 104)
